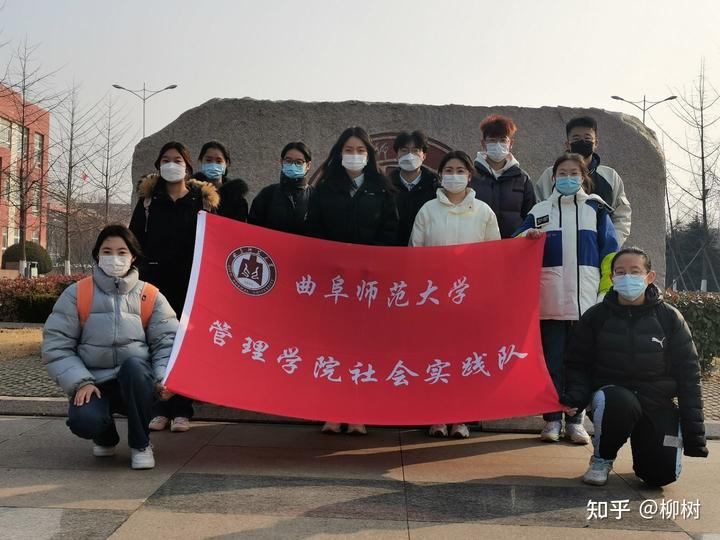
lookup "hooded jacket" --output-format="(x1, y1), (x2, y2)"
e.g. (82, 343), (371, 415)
(563, 285), (707, 457)
(471, 154), (536, 239)
(42, 267), (178, 396)
(534, 154), (631, 246)
(410, 188), (501, 247)
(388, 166), (440, 246)
(514, 189), (618, 320)
(129, 174), (219, 316)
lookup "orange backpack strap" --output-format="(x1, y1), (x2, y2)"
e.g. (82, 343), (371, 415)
(140, 282), (159, 329)
(76, 277), (94, 327)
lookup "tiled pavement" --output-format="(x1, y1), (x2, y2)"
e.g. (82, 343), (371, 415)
(0, 418), (717, 539)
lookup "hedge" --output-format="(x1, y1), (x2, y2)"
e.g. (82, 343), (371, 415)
(666, 291), (720, 375)
(2, 241), (53, 274)
(0, 275), (86, 322)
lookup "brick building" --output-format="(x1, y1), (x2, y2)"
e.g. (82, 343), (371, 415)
(0, 84), (49, 255)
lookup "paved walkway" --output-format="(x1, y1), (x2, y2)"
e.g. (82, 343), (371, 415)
(0, 417), (718, 539)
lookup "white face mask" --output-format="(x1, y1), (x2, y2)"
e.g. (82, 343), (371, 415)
(398, 153), (423, 172)
(99, 255), (132, 278)
(484, 142), (510, 162)
(441, 174), (469, 194)
(342, 153), (368, 172)
(160, 162), (186, 183)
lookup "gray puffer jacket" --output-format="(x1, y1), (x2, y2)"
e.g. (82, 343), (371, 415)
(42, 267), (178, 396)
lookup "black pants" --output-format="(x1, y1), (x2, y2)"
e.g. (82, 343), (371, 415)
(540, 320), (582, 424)
(152, 394), (194, 420)
(67, 356), (155, 450)
(588, 385), (683, 487)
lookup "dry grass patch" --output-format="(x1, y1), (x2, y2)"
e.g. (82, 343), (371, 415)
(0, 328), (42, 361)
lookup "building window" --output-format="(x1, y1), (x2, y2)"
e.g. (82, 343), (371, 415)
(34, 133), (44, 169)
(1, 228), (7, 251)
(34, 185), (41, 214)
(0, 118), (10, 148)
(31, 228), (39, 243)
(22, 127), (29, 157)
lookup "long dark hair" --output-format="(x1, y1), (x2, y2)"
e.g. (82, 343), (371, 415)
(314, 127), (394, 192)
(153, 141), (194, 192)
(92, 224), (144, 263)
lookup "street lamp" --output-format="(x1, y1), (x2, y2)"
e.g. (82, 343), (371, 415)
(112, 83), (178, 138)
(610, 94), (677, 124)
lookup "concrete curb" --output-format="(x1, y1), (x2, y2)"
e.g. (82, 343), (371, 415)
(1, 396), (718, 439)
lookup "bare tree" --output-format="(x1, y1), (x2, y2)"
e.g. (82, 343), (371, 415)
(654, 60), (720, 291)
(87, 96), (133, 224)
(48, 84), (101, 275)
(0, 39), (62, 275)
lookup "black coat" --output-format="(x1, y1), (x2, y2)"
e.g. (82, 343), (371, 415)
(217, 178), (249, 222)
(129, 175), (219, 317)
(248, 177), (313, 235)
(306, 173), (399, 246)
(470, 161), (536, 239)
(563, 285), (707, 457)
(388, 167), (439, 246)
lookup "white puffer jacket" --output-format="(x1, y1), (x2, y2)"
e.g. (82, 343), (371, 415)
(410, 188), (501, 247)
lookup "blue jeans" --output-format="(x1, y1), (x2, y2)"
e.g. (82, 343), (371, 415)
(67, 356), (155, 450)
(541, 320), (582, 424)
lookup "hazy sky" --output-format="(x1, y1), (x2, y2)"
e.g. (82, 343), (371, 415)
(2, 0), (720, 219)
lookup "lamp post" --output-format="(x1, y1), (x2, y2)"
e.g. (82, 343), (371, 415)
(610, 94), (677, 124)
(111, 83), (178, 138)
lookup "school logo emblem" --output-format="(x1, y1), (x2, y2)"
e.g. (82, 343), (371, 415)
(226, 246), (277, 296)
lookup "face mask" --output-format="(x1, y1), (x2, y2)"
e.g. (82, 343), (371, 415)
(484, 142), (510, 162)
(282, 163), (307, 179)
(555, 175), (582, 196)
(200, 162), (226, 180)
(569, 139), (594, 158)
(612, 274), (648, 301)
(398, 153), (423, 171)
(441, 174), (468, 194)
(342, 153), (367, 172)
(160, 162), (186, 183)
(99, 255), (132, 278)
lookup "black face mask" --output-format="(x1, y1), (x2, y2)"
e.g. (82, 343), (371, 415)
(569, 139), (594, 158)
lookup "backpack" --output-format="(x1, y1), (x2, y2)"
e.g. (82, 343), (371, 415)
(76, 276), (159, 329)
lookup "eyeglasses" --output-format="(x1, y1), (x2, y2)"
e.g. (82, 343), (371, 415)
(282, 158), (307, 166)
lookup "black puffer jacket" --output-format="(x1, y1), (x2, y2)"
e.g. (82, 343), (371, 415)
(129, 174), (219, 317)
(306, 174), (399, 246)
(217, 178), (249, 222)
(470, 160), (536, 239)
(563, 285), (707, 457)
(388, 167), (439, 246)
(248, 176), (313, 235)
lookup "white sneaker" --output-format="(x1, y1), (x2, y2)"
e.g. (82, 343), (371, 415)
(321, 421), (342, 434)
(566, 423), (591, 444)
(131, 445), (155, 470)
(346, 424), (367, 435)
(170, 417), (190, 432)
(149, 416), (169, 431)
(428, 424), (448, 438)
(450, 423), (470, 439)
(540, 420), (562, 442)
(582, 455), (614, 486)
(92, 444), (116, 457)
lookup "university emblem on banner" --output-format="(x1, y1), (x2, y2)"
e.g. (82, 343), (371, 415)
(226, 246), (277, 296)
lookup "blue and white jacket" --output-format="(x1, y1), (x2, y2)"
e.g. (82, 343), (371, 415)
(514, 189), (618, 321)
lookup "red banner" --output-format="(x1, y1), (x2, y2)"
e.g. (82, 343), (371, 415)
(164, 212), (560, 425)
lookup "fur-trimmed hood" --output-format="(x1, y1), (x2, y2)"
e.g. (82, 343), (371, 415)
(137, 174), (220, 209)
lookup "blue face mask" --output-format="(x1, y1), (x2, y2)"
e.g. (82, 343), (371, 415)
(200, 162), (226, 179)
(612, 274), (648, 301)
(555, 175), (582, 196)
(282, 163), (306, 179)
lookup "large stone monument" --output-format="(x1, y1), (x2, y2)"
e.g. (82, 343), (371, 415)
(132, 98), (667, 281)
